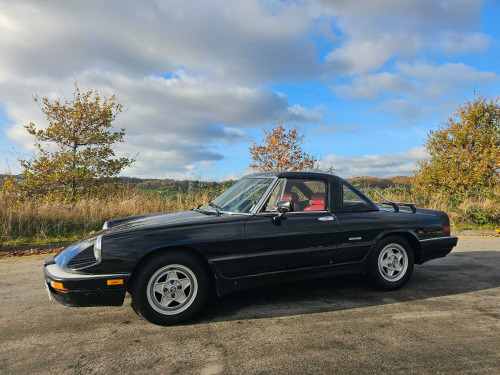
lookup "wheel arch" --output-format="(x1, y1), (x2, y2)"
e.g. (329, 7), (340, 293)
(369, 230), (422, 264)
(127, 245), (216, 294)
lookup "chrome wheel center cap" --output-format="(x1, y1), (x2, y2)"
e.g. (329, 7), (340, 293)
(388, 255), (397, 267)
(164, 283), (180, 297)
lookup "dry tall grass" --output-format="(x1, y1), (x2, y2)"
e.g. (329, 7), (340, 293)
(0, 189), (214, 243)
(365, 186), (500, 229)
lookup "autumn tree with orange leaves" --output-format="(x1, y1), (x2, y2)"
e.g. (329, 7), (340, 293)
(3, 83), (135, 201)
(249, 124), (318, 172)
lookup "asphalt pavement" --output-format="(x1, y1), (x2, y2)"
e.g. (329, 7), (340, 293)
(0, 237), (499, 375)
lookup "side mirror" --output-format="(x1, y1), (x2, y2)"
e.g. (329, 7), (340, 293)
(273, 200), (293, 223)
(277, 200), (293, 213)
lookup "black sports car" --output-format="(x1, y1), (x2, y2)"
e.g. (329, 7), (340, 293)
(44, 171), (458, 325)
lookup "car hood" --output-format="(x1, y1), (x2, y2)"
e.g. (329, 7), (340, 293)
(54, 210), (234, 269)
(103, 209), (236, 233)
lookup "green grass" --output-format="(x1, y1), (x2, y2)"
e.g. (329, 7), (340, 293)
(0, 236), (78, 247)
(449, 223), (497, 231)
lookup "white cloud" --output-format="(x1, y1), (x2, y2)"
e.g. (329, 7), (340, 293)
(335, 63), (497, 100)
(333, 62), (498, 123)
(441, 32), (490, 54)
(333, 72), (411, 100)
(319, 1), (494, 124)
(396, 62), (497, 97)
(320, 147), (428, 178)
(0, 0), (320, 83)
(326, 35), (421, 75)
(316, 0), (485, 75)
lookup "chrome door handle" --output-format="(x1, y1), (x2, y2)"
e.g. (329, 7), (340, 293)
(318, 216), (335, 221)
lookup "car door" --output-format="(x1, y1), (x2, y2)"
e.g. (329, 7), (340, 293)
(333, 183), (381, 263)
(244, 178), (340, 275)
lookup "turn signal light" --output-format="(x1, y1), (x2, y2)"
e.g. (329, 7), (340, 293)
(107, 279), (124, 286)
(52, 281), (67, 291)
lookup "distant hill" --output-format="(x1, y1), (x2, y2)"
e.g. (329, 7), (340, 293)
(347, 176), (413, 189)
(117, 177), (237, 193)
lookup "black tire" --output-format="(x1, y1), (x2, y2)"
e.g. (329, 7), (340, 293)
(368, 235), (414, 291)
(130, 252), (210, 325)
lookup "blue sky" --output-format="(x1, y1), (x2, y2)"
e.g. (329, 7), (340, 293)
(0, 0), (499, 180)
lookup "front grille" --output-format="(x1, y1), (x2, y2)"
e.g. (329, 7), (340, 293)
(66, 245), (98, 269)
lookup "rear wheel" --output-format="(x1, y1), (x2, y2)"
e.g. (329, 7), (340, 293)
(131, 252), (209, 325)
(368, 236), (414, 290)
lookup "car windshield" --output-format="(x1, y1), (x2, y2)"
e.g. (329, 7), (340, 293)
(205, 177), (274, 213)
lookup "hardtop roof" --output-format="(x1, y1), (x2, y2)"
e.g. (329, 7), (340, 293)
(243, 171), (342, 181)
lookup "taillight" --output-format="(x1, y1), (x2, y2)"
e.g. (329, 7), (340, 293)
(443, 226), (450, 233)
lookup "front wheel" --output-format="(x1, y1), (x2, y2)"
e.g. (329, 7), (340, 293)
(131, 252), (210, 325)
(368, 236), (414, 290)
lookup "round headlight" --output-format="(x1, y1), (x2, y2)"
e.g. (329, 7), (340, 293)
(94, 235), (102, 261)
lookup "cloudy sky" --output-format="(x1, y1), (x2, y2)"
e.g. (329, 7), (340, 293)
(1, 0), (499, 180)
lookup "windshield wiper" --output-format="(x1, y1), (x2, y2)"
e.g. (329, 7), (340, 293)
(207, 201), (221, 216)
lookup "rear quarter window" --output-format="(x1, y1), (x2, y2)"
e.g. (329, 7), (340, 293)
(342, 184), (371, 211)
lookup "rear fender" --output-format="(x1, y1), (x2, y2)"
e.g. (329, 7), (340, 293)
(366, 230), (422, 265)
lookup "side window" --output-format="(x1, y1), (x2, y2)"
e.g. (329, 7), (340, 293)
(342, 184), (370, 211)
(263, 179), (327, 212)
(263, 179), (286, 212)
(285, 179), (327, 212)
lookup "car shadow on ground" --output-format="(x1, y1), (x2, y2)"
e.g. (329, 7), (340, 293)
(192, 251), (500, 324)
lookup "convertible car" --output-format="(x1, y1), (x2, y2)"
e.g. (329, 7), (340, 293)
(44, 171), (458, 325)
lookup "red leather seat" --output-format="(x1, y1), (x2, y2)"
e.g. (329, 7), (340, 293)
(304, 193), (325, 211)
(282, 192), (299, 211)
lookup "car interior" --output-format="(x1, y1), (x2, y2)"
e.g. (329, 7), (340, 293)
(264, 179), (327, 212)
